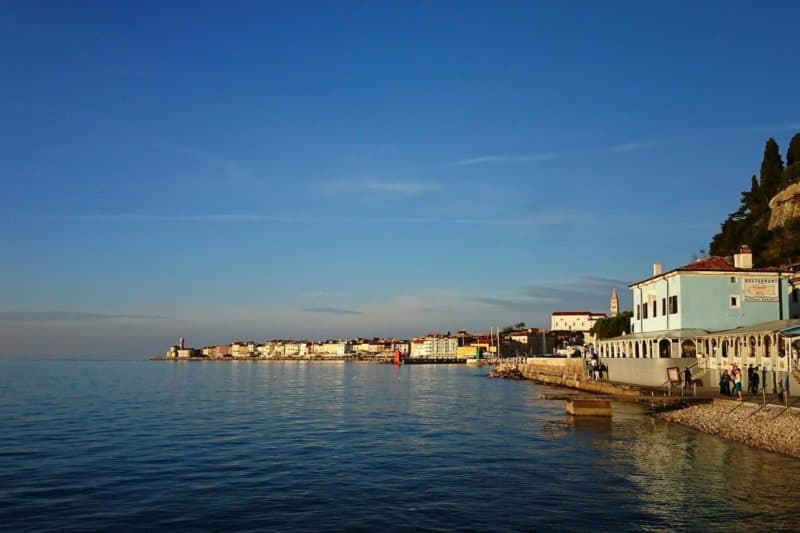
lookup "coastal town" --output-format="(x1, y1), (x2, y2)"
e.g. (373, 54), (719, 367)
(158, 245), (800, 401)
(153, 169), (800, 458)
(160, 322), (567, 362)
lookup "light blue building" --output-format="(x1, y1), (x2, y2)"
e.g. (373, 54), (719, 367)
(630, 250), (796, 337)
(597, 247), (800, 395)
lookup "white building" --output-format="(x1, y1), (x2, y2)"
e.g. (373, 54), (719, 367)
(410, 335), (458, 358)
(230, 342), (255, 358)
(312, 341), (353, 355)
(550, 311), (607, 332)
(283, 342), (309, 357)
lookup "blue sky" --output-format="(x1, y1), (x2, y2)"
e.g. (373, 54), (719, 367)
(2, 2), (799, 357)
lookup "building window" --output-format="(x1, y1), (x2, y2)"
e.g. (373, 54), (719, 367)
(652, 301), (657, 317)
(730, 295), (740, 309)
(793, 288), (799, 303)
(730, 276), (736, 283)
(636, 304), (640, 320)
(669, 295), (678, 314)
(643, 303), (648, 319)
(662, 298), (666, 316)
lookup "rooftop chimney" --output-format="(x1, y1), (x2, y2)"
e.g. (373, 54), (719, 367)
(653, 263), (662, 276)
(734, 245), (753, 269)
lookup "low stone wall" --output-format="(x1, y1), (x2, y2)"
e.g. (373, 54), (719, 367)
(600, 358), (799, 396)
(518, 363), (640, 397)
(524, 357), (584, 378)
(600, 357), (698, 388)
(658, 399), (800, 459)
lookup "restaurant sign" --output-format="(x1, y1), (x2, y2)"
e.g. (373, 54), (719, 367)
(742, 277), (778, 302)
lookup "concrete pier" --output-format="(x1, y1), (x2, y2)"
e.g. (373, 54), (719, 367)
(566, 399), (612, 417)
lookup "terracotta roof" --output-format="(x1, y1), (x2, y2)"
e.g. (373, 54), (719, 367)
(676, 256), (736, 271)
(630, 256), (788, 287)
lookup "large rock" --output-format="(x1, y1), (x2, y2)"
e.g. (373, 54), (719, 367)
(768, 181), (800, 230)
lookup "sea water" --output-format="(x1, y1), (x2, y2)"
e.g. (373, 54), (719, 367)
(1, 360), (799, 531)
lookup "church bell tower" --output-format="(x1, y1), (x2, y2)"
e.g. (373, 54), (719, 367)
(609, 288), (619, 317)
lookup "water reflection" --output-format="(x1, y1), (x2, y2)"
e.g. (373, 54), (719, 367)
(565, 415), (613, 431)
(596, 406), (800, 530)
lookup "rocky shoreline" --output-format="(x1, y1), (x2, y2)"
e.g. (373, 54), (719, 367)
(488, 362), (525, 379)
(490, 361), (800, 459)
(657, 401), (800, 459)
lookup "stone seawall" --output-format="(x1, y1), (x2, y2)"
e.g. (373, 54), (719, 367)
(658, 399), (800, 459)
(517, 361), (641, 397)
(497, 359), (800, 459)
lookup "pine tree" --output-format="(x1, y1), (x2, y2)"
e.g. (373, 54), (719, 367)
(759, 138), (784, 200)
(787, 133), (800, 167)
(781, 132), (800, 189)
(736, 175), (762, 218)
(710, 136), (799, 266)
(781, 165), (800, 189)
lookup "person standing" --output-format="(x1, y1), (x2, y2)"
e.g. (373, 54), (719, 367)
(751, 365), (760, 393)
(683, 367), (692, 390)
(732, 365), (743, 401)
(720, 369), (731, 396)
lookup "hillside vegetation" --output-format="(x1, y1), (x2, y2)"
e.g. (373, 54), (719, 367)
(710, 133), (800, 266)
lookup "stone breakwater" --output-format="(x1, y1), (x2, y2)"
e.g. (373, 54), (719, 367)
(488, 362), (524, 379)
(658, 400), (800, 459)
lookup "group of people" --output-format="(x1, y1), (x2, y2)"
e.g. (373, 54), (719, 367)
(719, 363), (761, 401)
(586, 356), (607, 381)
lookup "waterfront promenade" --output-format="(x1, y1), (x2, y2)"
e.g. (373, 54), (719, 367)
(493, 357), (800, 459)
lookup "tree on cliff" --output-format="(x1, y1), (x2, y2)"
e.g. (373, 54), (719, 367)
(710, 133), (800, 266)
(787, 133), (800, 167)
(710, 136), (789, 262)
(760, 138), (784, 201)
(780, 133), (800, 189)
(709, 173), (769, 260)
(765, 219), (800, 265)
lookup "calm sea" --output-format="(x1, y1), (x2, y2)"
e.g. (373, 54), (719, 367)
(1, 360), (799, 532)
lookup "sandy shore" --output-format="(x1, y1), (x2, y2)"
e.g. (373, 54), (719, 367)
(658, 401), (800, 459)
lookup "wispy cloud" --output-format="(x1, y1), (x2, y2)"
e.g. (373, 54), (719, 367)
(23, 214), (300, 223)
(303, 307), (362, 315)
(158, 143), (254, 185)
(453, 152), (570, 166)
(470, 297), (545, 313)
(522, 276), (632, 303)
(7, 209), (582, 228)
(317, 177), (441, 196)
(580, 276), (634, 287)
(609, 141), (661, 153)
(472, 276), (633, 316)
(748, 122), (800, 133)
(454, 142), (660, 166)
(298, 291), (350, 300)
(0, 311), (167, 322)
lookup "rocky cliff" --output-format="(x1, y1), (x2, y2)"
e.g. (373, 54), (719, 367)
(768, 181), (800, 230)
